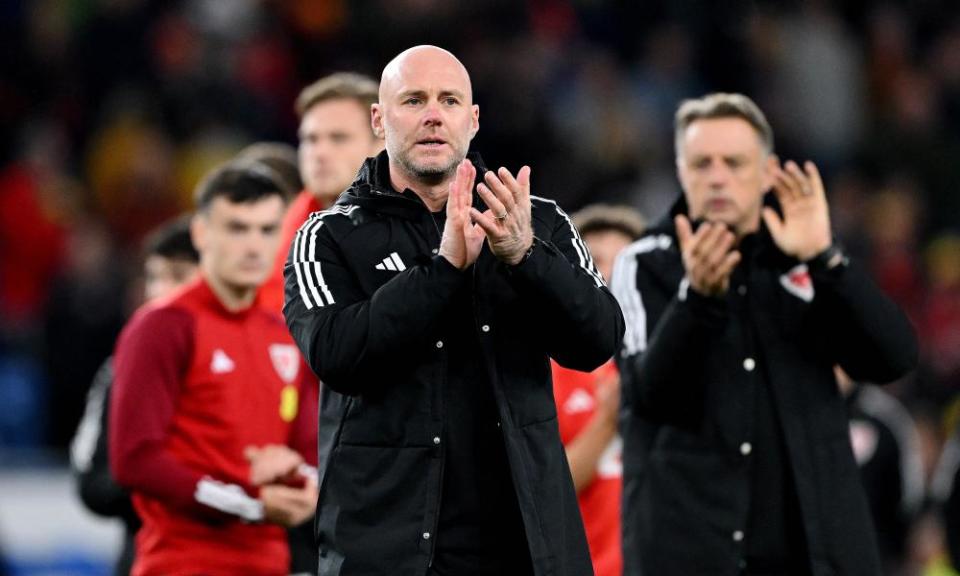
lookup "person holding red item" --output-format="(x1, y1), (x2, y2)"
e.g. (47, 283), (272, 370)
(109, 160), (318, 576)
(552, 205), (645, 576)
(259, 72), (384, 312)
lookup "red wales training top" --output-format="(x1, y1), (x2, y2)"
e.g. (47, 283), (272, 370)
(109, 276), (313, 576)
(552, 359), (623, 576)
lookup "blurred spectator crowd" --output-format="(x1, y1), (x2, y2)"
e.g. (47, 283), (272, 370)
(1, 0), (959, 573)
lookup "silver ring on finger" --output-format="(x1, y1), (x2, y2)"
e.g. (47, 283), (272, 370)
(495, 210), (509, 220)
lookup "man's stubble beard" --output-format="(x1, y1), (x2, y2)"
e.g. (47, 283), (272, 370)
(395, 146), (464, 187)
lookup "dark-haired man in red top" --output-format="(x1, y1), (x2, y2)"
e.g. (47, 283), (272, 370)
(110, 161), (318, 576)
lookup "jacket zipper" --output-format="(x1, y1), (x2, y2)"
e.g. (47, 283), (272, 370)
(425, 207), (444, 569)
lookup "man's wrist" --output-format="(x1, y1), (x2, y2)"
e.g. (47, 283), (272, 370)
(437, 250), (469, 272)
(506, 237), (537, 267)
(805, 243), (848, 271)
(677, 277), (728, 321)
(679, 276), (725, 301)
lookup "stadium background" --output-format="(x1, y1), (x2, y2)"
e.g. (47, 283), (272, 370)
(1, 0), (959, 574)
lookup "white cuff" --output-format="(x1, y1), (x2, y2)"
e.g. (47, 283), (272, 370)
(194, 477), (265, 522)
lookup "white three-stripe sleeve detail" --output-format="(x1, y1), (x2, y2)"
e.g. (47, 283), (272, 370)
(612, 245), (646, 356)
(293, 237), (313, 310)
(298, 217), (327, 308)
(611, 235), (671, 356)
(291, 206), (356, 309)
(307, 221), (336, 305)
(532, 196), (604, 287)
(292, 220), (317, 309)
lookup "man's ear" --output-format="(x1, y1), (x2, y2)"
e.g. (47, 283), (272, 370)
(371, 104), (384, 139)
(762, 153), (780, 192)
(469, 104), (479, 140)
(190, 213), (207, 253)
(675, 156), (688, 192)
(369, 105), (386, 155)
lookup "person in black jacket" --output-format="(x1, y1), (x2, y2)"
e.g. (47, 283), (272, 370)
(283, 45), (624, 576)
(837, 368), (925, 573)
(611, 92), (918, 576)
(70, 215), (198, 576)
(932, 413), (960, 573)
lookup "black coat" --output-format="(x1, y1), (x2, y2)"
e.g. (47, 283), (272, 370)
(70, 358), (139, 576)
(284, 151), (624, 576)
(846, 385), (924, 570)
(611, 202), (918, 576)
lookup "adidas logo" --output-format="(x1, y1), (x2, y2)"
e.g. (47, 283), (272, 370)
(210, 349), (235, 374)
(563, 388), (596, 414)
(375, 252), (406, 272)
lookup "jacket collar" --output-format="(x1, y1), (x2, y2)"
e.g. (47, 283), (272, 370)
(655, 192), (794, 266)
(337, 149), (491, 220)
